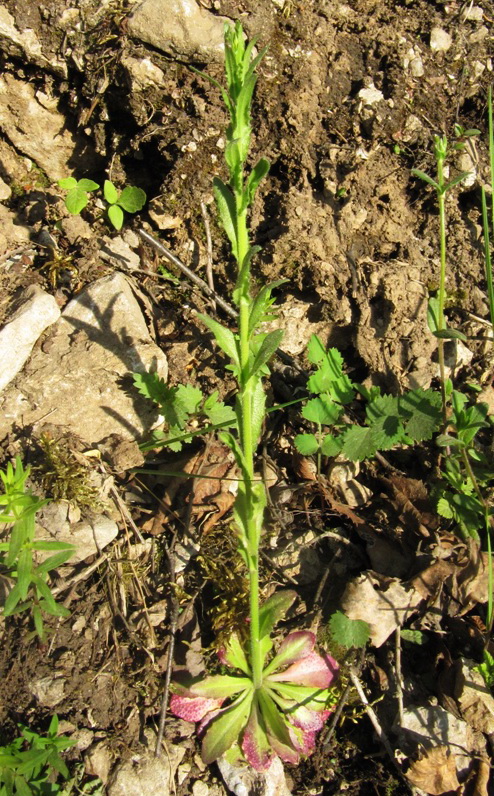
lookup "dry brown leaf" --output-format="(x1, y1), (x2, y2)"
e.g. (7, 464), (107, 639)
(411, 559), (456, 600)
(382, 473), (439, 536)
(405, 746), (460, 795)
(454, 540), (490, 612)
(454, 659), (494, 735)
(471, 756), (491, 796)
(340, 571), (422, 647)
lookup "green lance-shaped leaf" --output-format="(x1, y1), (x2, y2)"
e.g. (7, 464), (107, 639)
(201, 690), (253, 764)
(258, 590), (297, 639)
(220, 633), (251, 674)
(197, 314), (240, 367)
(250, 329), (283, 379)
(248, 279), (287, 334)
(213, 177), (238, 259)
(189, 674), (252, 700)
(244, 157), (270, 209)
(250, 378), (266, 445)
(16, 546), (33, 601)
(234, 245), (261, 306)
(411, 168), (440, 190)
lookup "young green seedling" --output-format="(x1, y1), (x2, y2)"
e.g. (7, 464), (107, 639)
(0, 714), (76, 795)
(169, 22), (338, 770)
(0, 457), (75, 640)
(57, 177), (99, 215)
(103, 179), (146, 230)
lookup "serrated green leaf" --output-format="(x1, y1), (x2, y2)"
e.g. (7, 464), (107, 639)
(117, 185), (147, 213)
(248, 280), (287, 334)
(400, 629), (427, 645)
(294, 434), (319, 455)
(329, 611), (370, 649)
(108, 204), (124, 230)
(366, 394), (404, 450)
(175, 384), (203, 415)
(103, 180), (119, 204)
(399, 388), (442, 441)
(321, 434), (342, 457)
(302, 395), (341, 426)
(341, 425), (378, 461)
(65, 187), (88, 214)
(306, 335), (327, 366)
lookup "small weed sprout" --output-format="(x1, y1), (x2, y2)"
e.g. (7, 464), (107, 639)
(0, 457), (75, 640)
(0, 714), (76, 795)
(58, 177), (146, 230)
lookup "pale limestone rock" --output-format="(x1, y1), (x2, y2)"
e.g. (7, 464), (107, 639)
(218, 756), (292, 796)
(35, 502), (119, 563)
(107, 747), (184, 796)
(0, 285), (60, 392)
(0, 273), (168, 444)
(430, 27), (452, 52)
(128, 0), (229, 62)
(0, 74), (96, 180)
(0, 7), (67, 76)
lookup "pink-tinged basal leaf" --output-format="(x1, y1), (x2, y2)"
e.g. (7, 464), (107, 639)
(202, 690), (253, 764)
(217, 633), (250, 675)
(259, 590), (297, 639)
(268, 651), (338, 689)
(241, 698), (274, 771)
(290, 705), (330, 732)
(263, 631), (315, 676)
(287, 724), (316, 757)
(257, 685), (296, 761)
(170, 692), (224, 723)
(265, 680), (335, 711)
(187, 674), (252, 700)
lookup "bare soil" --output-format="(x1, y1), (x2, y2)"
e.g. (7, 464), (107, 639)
(1, 1), (494, 794)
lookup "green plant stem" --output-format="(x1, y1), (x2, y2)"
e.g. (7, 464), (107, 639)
(437, 157), (448, 424)
(236, 204), (263, 689)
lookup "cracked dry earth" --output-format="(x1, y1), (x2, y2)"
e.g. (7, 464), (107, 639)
(1, 1), (494, 795)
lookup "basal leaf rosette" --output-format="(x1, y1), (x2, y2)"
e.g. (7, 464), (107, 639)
(170, 630), (338, 771)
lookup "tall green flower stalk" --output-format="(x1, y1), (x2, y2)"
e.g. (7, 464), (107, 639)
(170, 22), (338, 771)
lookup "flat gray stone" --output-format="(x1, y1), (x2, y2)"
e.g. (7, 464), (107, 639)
(0, 273), (168, 445)
(128, 0), (229, 62)
(0, 285), (60, 392)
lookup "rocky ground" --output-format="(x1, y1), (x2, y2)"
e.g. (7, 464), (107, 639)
(1, 1), (494, 794)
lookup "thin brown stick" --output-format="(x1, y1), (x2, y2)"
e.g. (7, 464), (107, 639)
(395, 627), (404, 727)
(200, 200), (215, 311)
(348, 665), (401, 775)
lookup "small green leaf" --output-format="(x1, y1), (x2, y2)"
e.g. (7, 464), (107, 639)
(58, 177), (77, 190)
(400, 629), (427, 645)
(329, 611), (370, 649)
(321, 434), (342, 457)
(245, 157), (270, 207)
(108, 204), (124, 230)
(399, 388), (442, 442)
(444, 171), (471, 191)
(103, 179), (119, 204)
(427, 295), (441, 334)
(411, 169), (440, 190)
(433, 328), (468, 341)
(77, 178), (99, 191)
(294, 434), (319, 455)
(175, 384), (203, 415)
(65, 187), (89, 214)
(117, 185), (147, 213)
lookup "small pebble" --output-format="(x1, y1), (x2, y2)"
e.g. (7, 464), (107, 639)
(430, 27), (452, 52)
